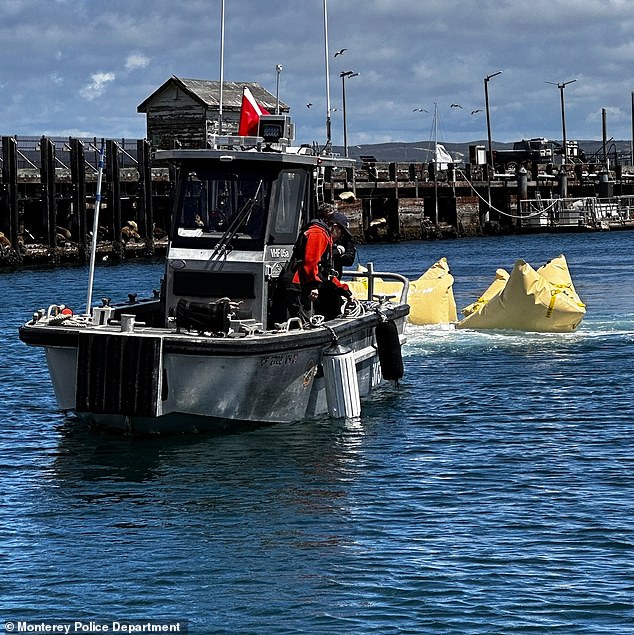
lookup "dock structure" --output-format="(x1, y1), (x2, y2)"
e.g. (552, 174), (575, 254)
(4, 75), (634, 268)
(324, 156), (634, 241)
(0, 135), (174, 267)
(2, 135), (634, 269)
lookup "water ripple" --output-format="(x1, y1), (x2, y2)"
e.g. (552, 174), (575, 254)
(3, 235), (634, 632)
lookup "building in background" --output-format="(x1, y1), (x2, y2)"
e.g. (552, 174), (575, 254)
(137, 76), (289, 149)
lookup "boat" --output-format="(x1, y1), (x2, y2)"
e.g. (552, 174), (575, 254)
(18, 114), (409, 434)
(456, 254), (585, 332)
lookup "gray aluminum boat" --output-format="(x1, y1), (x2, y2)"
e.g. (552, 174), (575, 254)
(19, 117), (409, 433)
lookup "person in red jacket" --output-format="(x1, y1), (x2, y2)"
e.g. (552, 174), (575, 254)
(280, 215), (351, 322)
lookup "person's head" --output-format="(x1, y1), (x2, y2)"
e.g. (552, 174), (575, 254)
(128, 220), (138, 231)
(328, 212), (351, 239)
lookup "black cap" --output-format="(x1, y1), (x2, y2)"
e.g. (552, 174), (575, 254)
(329, 212), (351, 235)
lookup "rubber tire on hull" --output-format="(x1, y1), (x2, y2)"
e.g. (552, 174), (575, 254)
(375, 320), (404, 381)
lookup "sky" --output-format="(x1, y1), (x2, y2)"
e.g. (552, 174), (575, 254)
(1, 0), (633, 148)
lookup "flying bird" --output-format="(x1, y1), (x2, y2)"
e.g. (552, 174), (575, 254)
(306, 103), (313, 108)
(413, 108), (428, 112)
(471, 108), (483, 115)
(334, 48), (347, 57)
(450, 103), (463, 109)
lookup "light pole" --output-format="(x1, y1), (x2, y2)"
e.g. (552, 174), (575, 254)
(631, 90), (634, 167)
(275, 64), (283, 115)
(484, 70), (502, 175)
(484, 70), (502, 221)
(340, 70), (359, 158)
(546, 79), (576, 164)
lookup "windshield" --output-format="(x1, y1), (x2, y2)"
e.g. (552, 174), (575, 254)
(172, 162), (309, 250)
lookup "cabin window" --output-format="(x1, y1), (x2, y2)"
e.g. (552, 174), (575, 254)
(269, 169), (308, 243)
(172, 162), (308, 250)
(173, 164), (271, 250)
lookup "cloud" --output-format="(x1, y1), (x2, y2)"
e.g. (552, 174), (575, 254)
(1, 0), (632, 141)
(79, 72), (116, 101)
(125, 53), (150, 72)
(49, 73), (64, 86)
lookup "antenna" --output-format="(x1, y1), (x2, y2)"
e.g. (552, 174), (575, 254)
(85, 143), (105, 315)
(323, 0), (332, 150)
(218, 0), (226, 134)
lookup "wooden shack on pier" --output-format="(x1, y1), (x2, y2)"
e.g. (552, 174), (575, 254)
(137, 76), (289, 149)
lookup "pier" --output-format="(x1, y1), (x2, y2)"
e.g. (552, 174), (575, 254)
(2, 134), (634, 268)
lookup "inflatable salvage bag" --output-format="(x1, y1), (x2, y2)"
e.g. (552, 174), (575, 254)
(457, 254), (586, 333)
(347, 257), (457, 325)
(407, 257), (457, 325)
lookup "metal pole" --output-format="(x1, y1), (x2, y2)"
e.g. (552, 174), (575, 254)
(341, 73), (348, 157)
(484, 71), (502, 221)
(560, 85), (567, 164)
(85, 144), (105, 315)
(218, 0), (225, 134)
(485, 79), (493, 173)
(433, 102), (439, 225)
(546, 79), (575, 165)
(275, 70), (280, 116)
(340, 71), (358, 158)
(323, 0), (332, 150)
(631, 90), (633, 166)
(602, 107), (608, 167)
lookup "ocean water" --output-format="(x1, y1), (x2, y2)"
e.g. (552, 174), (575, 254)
(1, 232), (633, 634)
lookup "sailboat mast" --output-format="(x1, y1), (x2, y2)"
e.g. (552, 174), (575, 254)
(433, 103), (439, 225)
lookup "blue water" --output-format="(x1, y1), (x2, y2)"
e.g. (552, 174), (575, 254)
(2, 232), (634, 633)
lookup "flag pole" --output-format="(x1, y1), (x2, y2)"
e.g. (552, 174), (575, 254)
(218, 0), (226, 134)
(323, 0), (332, 151)
(85, 143), (105, 316)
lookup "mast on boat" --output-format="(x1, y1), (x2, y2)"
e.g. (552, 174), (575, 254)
(323, 0), (332, 151)
(218, 0), (226, 135)
(85, 144), (105, 315)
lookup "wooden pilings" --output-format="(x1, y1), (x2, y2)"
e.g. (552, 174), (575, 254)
(41, 136), (57, 250)
(2, 136), (634, 267)
(137, 139), (153, 244)
(1, 136), (18, 247)
(70, 138), (88, 259)
(0, 135), (172, 267)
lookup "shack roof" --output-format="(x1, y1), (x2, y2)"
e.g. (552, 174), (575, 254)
(137, 76), (289, 113)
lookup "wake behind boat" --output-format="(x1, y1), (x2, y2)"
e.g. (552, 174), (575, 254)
(19, 115), (409, 434)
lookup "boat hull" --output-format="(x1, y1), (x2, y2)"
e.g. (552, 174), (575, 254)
(22, 306), (407, 434)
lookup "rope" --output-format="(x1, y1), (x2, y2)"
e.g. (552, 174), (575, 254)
(456, 168), (551, 220)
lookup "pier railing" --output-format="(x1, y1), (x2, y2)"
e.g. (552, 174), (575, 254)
(519, 196), (634, 229)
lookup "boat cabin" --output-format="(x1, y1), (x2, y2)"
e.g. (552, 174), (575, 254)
(159, 140), (342, 331)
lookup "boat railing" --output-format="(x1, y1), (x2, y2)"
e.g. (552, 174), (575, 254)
(342, 262), (410, 305)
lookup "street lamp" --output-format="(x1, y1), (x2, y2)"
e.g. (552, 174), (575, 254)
(484, 70), (502, 175)
(546, 79), (576, 164)
(484, 70), (502, 222)
(340, 70), (359, 158)
(275, 64), (283, 115)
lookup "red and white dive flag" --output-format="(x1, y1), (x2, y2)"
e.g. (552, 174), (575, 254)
(237, 86), (270, 136)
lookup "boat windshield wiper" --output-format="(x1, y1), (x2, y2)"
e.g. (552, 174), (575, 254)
(210, 180), (263, 260)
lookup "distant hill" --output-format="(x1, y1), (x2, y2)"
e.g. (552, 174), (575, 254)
(331, 139), (632, 164)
